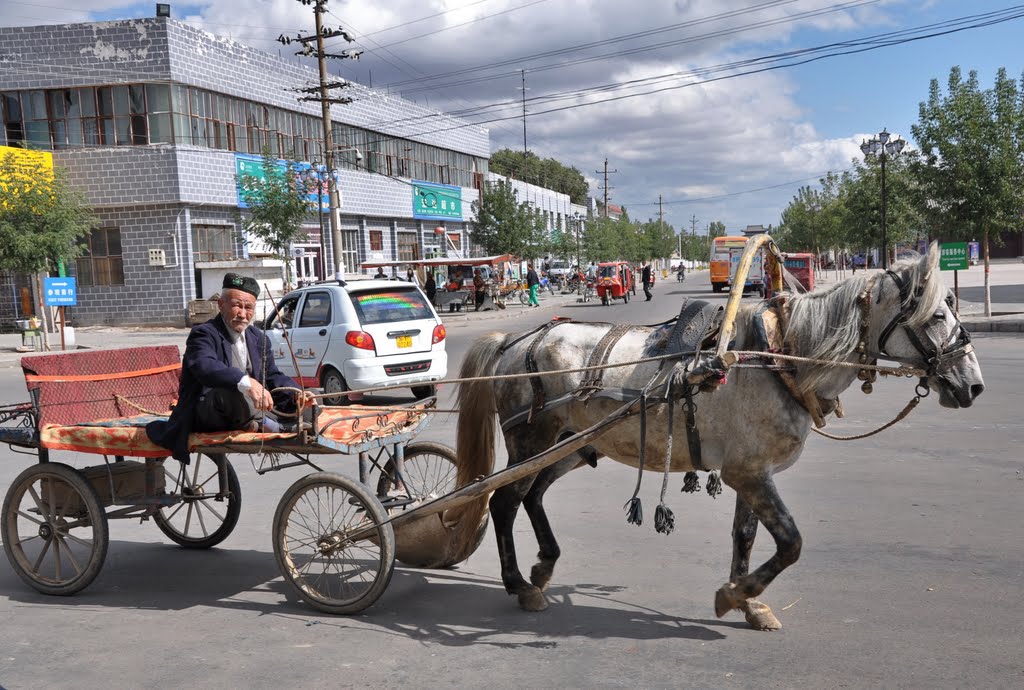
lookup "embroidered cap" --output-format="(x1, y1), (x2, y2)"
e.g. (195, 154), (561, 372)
(222, 272), (260, 298)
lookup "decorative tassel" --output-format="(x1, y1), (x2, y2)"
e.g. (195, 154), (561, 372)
(681, 471), (701, 493)
(624, 497), (643, 526)
(654, 504), (675, 534)
(706, 471), (723, 498)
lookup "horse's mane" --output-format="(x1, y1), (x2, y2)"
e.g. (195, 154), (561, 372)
(783, 250), (943, 394)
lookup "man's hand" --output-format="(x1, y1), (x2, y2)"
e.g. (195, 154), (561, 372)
(298, 390), (317, 408)
(246, 379), (274, 411)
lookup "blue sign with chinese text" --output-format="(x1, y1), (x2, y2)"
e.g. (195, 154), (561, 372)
(44, 277), (77, 306)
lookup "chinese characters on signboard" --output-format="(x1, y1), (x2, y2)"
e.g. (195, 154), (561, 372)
(412, 181), (463, 220)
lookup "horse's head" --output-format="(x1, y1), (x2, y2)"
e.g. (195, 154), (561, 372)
(872, 243), (984, 408)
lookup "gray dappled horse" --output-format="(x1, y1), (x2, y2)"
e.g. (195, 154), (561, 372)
(450, 247), (984, 630)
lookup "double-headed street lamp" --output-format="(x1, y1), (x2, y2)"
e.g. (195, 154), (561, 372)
(860, 128), (906, 269)
(300, 162), (340, 282)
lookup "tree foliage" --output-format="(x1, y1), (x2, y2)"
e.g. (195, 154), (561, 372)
(470, 178), (548, 257)
(911, 66), (1024, 245)
(490, 149), (590, 205)
(236, 149), (312, 283)
(0, 153), (95, 273)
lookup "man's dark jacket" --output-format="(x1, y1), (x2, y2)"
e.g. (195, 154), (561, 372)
(642, 264), (653, 286)
(146, 315), (297, 463)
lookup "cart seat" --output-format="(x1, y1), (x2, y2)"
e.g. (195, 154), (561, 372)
(22, 346), (182, 428)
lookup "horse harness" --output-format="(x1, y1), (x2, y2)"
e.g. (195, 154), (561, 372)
(503, 300), (724, 471)
(874, 269), (974, 380)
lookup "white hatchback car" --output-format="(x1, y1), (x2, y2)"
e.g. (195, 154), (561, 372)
(263, 279), (448, 404)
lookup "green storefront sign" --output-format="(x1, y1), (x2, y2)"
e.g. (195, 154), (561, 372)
(412, 181), (463, 220)
(939, 242), (968, 271)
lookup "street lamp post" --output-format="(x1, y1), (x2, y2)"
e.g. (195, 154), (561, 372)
(860, 128), (906, 269)
(301, 162), (338, 282)
(572, 212), (585, 269)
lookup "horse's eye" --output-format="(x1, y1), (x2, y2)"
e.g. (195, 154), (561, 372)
(933, 309), (946, 320)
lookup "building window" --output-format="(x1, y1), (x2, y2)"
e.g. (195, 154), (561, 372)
(192, 224), (236, 262)
(397, 232), (420, 261)
(369, 230), (383, 251)
(76, 227), (125, 286)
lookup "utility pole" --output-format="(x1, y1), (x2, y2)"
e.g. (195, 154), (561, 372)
(690, 214), (699, 237)
(521, 69), (528, 158)
(279, 0), (361, 279)
(596, 158), (618, 217)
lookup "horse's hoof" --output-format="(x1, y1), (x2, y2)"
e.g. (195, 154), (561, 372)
(714, 582), (743, 618)
(518, 587), (549, 612)
(530, 563), (553, 591)
(742, 599), (782, 631)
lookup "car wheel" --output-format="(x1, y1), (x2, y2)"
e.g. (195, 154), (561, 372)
(321, 367), (350, 406)
(411, 384), (436, 400)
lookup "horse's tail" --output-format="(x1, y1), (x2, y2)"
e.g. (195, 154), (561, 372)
(448, 331), (508, 561)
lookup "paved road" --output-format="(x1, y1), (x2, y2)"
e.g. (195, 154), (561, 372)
(0, 272), (1021, 688)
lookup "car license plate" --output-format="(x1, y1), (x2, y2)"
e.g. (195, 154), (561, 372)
(397, 335), (412, 348)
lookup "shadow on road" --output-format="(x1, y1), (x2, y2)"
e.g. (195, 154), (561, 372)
(0, 540), (734, 645)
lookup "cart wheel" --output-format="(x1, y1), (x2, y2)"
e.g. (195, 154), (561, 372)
(274, 472), (395, 615)
(154, 453), (241, 549)
(2, 462), (109, 596)
(376, 442), (489, 568)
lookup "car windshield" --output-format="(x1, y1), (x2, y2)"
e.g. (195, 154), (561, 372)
(598, 265), (618, 279)
(350, 287), (434, 325)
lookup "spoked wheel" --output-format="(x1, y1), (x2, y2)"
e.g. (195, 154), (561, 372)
(154, 453), (241, 549)
(518, 289), (529, 306)
(2, 463), (109, 596)
(376, 442), (489, 568)
(274, 472), (395, 615)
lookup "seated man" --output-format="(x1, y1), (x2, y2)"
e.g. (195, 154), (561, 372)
(147, 273), (315, 463)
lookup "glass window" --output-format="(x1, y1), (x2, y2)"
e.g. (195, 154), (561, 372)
(23, 91), (46, 119)
(297, 291), (332, 327)
(369, 230), (383, 251)
(76, 227), (125, 286)
(96, 87), (113, 117)
(131, 114), (148, 145)
(191, 224), (236, 262)
(149, 113), (171, 143)
(112, 86), (129, 116)
(78, 88), (95, 116)
(266, 294), (300, 330)
(128, 85), (146, 115)
(350, 287), (434, 325)
(146, 84), (170, 113)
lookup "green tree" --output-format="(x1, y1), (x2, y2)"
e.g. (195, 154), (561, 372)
(489, 149), (590, 205)
(470, 178), (547, 257)
(236, 149), (312, 287)
(639, 218), (677, 260)
(912, 66), (1024, 314)
(0, 153), (95, 274)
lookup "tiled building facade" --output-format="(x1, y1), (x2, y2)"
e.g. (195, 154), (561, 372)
(0, 17), (490, 326)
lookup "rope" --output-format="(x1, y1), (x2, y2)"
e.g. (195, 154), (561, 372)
(810, 395), (922, 440)
(114, 395), (169, 416)
(273, 349), (926, 402)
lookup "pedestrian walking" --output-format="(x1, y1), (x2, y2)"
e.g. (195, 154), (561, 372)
(526, 263), (540, 307)
(642, 260), (653, 301)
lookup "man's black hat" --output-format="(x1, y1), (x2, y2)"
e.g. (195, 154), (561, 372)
(222, 272), (260, 298)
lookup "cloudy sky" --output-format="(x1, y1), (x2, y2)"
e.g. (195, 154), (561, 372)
(3, 0), (1022, 234)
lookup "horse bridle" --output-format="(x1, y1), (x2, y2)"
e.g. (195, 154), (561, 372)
(874, 269), (974, 379)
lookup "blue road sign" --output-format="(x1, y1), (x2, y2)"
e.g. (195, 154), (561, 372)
(44, 277), (77, 306)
